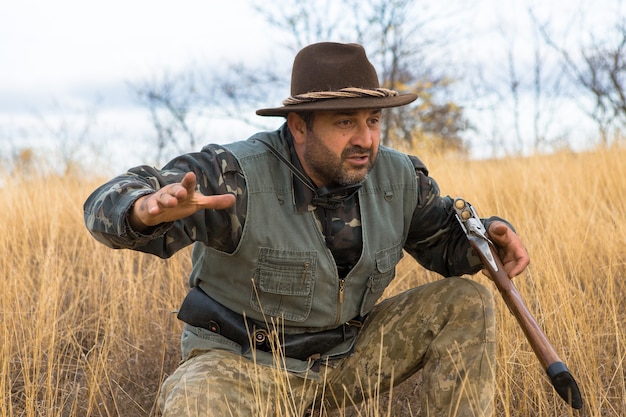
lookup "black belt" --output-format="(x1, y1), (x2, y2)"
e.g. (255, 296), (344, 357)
(177, 286), (363, 361)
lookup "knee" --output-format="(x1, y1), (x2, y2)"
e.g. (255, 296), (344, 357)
(448, 278), (496, 339)
(444, 277), (494, 307)
(460, 278), (493, 307)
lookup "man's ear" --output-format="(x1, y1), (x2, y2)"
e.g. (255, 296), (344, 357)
(287, 113), (306, 144)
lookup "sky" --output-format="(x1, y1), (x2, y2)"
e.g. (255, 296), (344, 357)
(1, 0), (279, 172)
(1, 0), (273, 102)
(1, 0), (624, 174)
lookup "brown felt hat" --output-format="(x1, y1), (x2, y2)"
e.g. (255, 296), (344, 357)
(256, 42), (418, 117)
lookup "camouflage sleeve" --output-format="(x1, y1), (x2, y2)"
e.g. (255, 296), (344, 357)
(403, 155), (512, 277)
(83, 144), (246, 258)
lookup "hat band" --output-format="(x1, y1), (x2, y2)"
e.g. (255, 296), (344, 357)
(282, 87), (399, 106)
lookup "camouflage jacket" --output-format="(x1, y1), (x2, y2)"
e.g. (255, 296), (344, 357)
(84, 123), (501, 278)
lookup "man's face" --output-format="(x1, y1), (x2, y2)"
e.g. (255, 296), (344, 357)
(290, 109), (382, 187)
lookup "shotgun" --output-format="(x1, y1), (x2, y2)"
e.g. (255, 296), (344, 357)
(453, 198), (583, 409)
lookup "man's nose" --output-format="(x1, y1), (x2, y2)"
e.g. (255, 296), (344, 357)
(350, 120), (374, 148)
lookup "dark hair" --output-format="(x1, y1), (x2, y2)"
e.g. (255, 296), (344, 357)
(296, 112), (316, 131)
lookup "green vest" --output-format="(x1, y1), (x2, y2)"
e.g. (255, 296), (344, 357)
(191, 127), (418, 333)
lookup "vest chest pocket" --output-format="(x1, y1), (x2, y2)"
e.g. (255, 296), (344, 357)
(251, 248), (317, 322)
(359, 244), (404, 316)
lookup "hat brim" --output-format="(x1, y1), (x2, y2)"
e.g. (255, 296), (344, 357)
(256, 93), (418, 117)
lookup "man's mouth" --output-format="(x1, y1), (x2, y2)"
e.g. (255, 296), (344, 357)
(346, 154), (369, 166)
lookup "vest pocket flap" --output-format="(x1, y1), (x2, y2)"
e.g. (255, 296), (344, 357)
(252, 248), (317, 322)
(374, 244), (404, 274)
(255, 248), (317, 295)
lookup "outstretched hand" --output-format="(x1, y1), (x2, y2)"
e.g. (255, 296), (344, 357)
(486, 221), (530, 278)
(129, 172), (236, 230)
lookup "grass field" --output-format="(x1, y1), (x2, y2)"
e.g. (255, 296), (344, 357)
(1, 145), (625, 416)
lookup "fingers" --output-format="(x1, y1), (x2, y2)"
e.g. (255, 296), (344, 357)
(487, 221), (510, 242)
(130, 172), (236, 229)
(149, 191), (182, 213)
(145, 189), (182, 215)
(502, 251), (530, 278)
(176, 172), (236, 210)
(180, 171), (198, 195)
(147, 172), (198, 214)
(199, 193), (236, 210)
(488, 221), (530, 278)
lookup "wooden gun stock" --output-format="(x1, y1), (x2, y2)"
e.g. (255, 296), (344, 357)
(455, 198), (583, 410)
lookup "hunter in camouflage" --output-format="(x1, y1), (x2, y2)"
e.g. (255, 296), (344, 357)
(83, 42), (529, 417)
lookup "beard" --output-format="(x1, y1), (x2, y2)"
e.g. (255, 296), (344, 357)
(303, 130), (376, 186)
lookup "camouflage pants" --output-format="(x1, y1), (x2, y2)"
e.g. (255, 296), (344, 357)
(159, 277), (496, 417)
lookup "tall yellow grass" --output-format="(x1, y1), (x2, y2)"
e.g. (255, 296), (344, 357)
(2, 146), (625, 416)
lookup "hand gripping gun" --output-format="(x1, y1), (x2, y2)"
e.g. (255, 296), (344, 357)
(453, 198), (583, 409)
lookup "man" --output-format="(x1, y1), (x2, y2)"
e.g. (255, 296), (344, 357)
(84, 42), (529, 417)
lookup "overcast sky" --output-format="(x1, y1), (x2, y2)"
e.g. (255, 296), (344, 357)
(1, 0), (274, 103)
(1, 0), (624, 173)
(0, 0), (282, 171)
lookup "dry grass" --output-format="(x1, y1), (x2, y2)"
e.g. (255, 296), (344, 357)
(1, 145), (625, 416)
